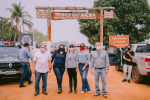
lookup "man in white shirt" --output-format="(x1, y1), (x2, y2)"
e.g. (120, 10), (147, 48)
(32, 44), (52, 96)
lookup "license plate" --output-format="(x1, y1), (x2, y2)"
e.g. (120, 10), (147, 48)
(5, 71), (16, 75)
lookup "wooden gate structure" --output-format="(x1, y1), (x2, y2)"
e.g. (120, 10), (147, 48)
(35, 6), (115, 53)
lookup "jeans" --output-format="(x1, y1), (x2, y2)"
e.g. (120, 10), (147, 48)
(94, 67), (107, 95)
(35, 70), (48, 92)
(67, 68), (77, 90)
(53, 65), (65, 88)
(79, 63), (90, 92)
(123, 64), (133, 80)
(20, 63), (31, 86)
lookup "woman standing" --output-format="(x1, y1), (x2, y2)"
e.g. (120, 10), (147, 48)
(51, 44), (66, 94)
(65, 44), (78, 94)
(78, 43), (91, 93)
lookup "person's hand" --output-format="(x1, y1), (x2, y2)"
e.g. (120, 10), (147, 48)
(106, 69), (109, 74)
(76, 68), (78, 73)
(32, 69), (35, 74)
(90, 69), (93, 75)
(48, 69), (51, 73)
(82, 66), (86, 70)
(128, 59), (131, 62)
(127, 52), (130, 55)
(65, 69), (68, 73)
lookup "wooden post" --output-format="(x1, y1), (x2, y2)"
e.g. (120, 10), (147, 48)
(100, 8), (103, 47)
(47, 7), (51, 54)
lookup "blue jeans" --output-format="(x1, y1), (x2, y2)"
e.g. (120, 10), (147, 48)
(35, 70), (48, 92)
(53, 65), (65, 88)
(94, 67), (107, 95)
(20, 63), (31, 86)
(79, 63), (90, 92)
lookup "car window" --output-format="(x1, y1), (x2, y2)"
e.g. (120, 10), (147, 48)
(136, 45), (150, 53)
(107, 46), (118, 53)
(0, 47), (19, 57)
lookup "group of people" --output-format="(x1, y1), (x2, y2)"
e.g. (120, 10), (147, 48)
(17, 42), (134, 98)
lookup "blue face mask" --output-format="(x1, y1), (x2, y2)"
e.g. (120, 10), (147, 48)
(59, 48), (64, 51)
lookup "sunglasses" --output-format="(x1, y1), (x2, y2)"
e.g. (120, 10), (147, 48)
(80, 46), (85, 47)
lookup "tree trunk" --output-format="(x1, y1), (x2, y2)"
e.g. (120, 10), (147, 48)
(14, 22), (17, 42)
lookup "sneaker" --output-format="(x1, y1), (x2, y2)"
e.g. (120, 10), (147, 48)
(128, 80), (131, 83)
(81, 91), (85, 93)
(94, 93), (100, 96)
(87, 90), (91, 93)
(42, 91), (48, 95)
(34, 91), (39, 96)
(103, 94), (107, 98)
(122, 79), (127, 82)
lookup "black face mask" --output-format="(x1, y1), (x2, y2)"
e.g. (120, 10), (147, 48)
(59, 48), (64, 51)
(128, 48), (131, 50)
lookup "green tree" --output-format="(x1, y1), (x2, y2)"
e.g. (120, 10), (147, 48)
(5, 2), (33, 42)
(27, 29), (47, 45)
(78, 0), (150, 45)
(0, 17), (17, 41)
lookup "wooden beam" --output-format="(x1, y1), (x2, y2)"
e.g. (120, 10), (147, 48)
(100, 8), (103, 44)
(35, 6), (115, 10)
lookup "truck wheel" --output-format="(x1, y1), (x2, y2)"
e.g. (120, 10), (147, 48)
(115, 65), (120, 71)
(132, 66), (143, 83)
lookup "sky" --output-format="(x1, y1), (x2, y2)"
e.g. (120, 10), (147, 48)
(0, 0), (150, 46)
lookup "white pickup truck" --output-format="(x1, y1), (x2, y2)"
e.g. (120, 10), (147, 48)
(106, 44), (150, 83)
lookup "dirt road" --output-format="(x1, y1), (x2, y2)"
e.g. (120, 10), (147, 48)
(0, 66), (150, 100)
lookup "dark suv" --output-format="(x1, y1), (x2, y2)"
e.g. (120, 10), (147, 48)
(0, 44), (31, 79)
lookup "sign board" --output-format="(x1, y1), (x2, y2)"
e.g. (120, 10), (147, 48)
(20, 33), (33, 46)
(51, 12), (100, 20)
(36, 10), (47, 18)
(104, 10), (114, 19)
(109, 35), (129, 48)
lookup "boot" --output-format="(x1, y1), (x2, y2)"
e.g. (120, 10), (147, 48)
(74, 81), (77, 94)
(58, 88), (62, 94)
(68, 81), (72, 93)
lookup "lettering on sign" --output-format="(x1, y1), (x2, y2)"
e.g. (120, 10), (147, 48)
(109, 35), (129, 48)
(51, 12), (100, 20)
(65, 7), (86, 10)
(104, 10), (114, 19)
(36, 10), (47, 18)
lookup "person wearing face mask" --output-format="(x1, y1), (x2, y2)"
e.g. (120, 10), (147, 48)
(65, 44), (78, 94)
(90, 42), (109, 98)
(122, 45), (134, 83)
(18, 43), (33, 88)
(51, 44), (66, 94)
(32, 44), (52, 96)
(78, 43), (91, 94)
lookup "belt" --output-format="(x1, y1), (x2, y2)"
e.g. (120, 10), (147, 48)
(21, 62), (28, 63)
(95, 67), (105, 69)
(79, 63), (86, 64)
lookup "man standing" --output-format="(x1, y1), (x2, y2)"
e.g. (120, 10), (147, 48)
(32, 44), (51, 96)
(18, 43), (33, 87)
(90, 42), (109, 98)
(122, 45), (134, 83)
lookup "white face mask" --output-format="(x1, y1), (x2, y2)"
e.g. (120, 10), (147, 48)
(69, 48), (74, 51)
(40, 48), (45, 52)
(96, 46), (101, 50)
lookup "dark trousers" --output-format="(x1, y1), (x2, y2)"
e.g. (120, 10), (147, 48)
(20, 63), (31, 86)
(35, 70), (48, 92)
(67, 68), (77, 90)
(53, 66), (65, 88)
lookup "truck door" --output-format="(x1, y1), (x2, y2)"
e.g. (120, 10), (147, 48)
(106, 45), (121, 66)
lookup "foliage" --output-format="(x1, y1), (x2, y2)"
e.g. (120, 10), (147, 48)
(78, 0), (150, 45)
(26, 29), (47, 45)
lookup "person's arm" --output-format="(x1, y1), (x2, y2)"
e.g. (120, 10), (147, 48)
(127, 51), (134, 59)
(26, 50), (33, 61)
(90, 53), (94, 74)
(105, 52), (110, 74)
(76, 53), (79, 72)
(32, 54), (37, 74)
(82, 51), (90, 70)
(65, 54), (68, 72)
(123, 55), (131, 62)
(48, 53), (52, 73)
(51, 52), (56, 63)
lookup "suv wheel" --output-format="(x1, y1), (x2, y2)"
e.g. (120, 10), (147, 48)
(132, 66), (143, 83)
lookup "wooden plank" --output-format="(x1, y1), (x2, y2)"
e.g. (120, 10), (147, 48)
(51, 12), (100, 20)
(35, 6), (115, 10)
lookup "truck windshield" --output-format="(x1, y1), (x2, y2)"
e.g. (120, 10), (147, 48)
(0, 47), (19, 57)
(136, 45), (150, 53)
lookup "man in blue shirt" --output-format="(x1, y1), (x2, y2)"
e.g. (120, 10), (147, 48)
(18, 43), (33, 87)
